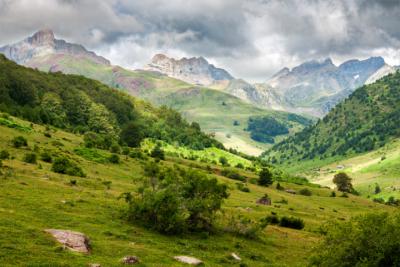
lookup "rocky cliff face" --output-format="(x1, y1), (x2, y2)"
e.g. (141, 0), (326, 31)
(145, 54), (233, 86)
(0, 29), (110, 66)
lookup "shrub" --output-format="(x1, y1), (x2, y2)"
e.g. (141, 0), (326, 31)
(23, 153), (37, 164)
(330, 191), (336, 197)
(333, 172), (353, 192)
(224, 214), (268, 239)
(129, 149), (144, 159)
(235, 163), (244, 169)
(150, 144), (165, 160)
(40, 152), (52, 163)
(12, 136), (28, 148)
(44, 132), (52, 138)
(109, 154), (120, 164)
(299, 188), (312, 196)
(309, 212), (400, 266)
(219, 156), (228, 166)
(276, 182), (284, 190)
(258, 168), (273, 187)
(279, 216), (304, 230)
(263, 214), (280, 225)
(51, 157), (85, 177)
(221, 168), (246, 182)
(124, 164), (228, 234)
(110, 143), (121, 154)
(0, 150), (10, 160)
(236, 183), (250, 192)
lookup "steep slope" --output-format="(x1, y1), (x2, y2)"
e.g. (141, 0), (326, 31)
(264, 57), (387, 116)
(0, 54), (221, 150)
(264, 71), (400, 165)
(144, 53), (234, 87)
(0, 30), (310, 155)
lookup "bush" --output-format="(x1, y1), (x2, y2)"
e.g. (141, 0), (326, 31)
(299, 188), (312, 196)
(221, 168), (246, 182)
(330, 191), (336, 197)
(0, 150), (10, 160)
(279, 216), (304, 230)
(276, 182), (284, 190)
(12, 136), (28, 148)
(23, 153), (37, 164)
(129, 149), (145, 159)
(224, 214), (268, 239)
(109, 154), (120, 164)
(51, 157), (85, 177)
(124, 164), (228, 234)
(236, 183), (250, 192)
(40, 152), (52, 163)
(44, 132), (52, 138)
(309, 212), (400, 267)
(110, 143), (121, 154)
(150, 144), (165, 160)
(264, 214), (280, 225)
(219, 156), (229, 166)
(258, 168), (273, 187)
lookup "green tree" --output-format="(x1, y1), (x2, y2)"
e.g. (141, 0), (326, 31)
(258, 168), (273, 186)
(333, 172), (353, 192)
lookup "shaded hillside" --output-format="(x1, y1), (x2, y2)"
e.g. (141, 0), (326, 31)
(0, 54), (221, 150)
(264, 71), (400, 164)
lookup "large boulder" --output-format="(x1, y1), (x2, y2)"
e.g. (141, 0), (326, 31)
(174, 256), (203, 265)
(45, 229), (90, 253)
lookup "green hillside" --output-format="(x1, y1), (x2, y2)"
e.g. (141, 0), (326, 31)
(264, 71), (400, 165)
(27, 54), (310, 155)
(0, 113), (393, 266)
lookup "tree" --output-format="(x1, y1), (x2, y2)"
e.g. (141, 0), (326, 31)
(333, 172), (353, 192)
(258, 168), (273, 186)
(310, 212), (400, 267)
(120, 121), (145, 147)
(375, 183), (381, 194)
(150, 144), (165, 160)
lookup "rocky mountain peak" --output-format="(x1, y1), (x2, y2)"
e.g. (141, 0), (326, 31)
(145, 54), (233, 86)
(29, 29), (55, 46)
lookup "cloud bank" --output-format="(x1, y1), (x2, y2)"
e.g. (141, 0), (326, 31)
(0, 0), (399, 81)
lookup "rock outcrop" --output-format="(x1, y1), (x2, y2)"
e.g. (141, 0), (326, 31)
(45, 229), (90, 253)
(174, 256), (203, 265)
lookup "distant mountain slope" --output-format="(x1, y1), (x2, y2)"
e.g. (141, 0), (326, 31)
(0, 29), (310, 155)
(145, 54), (234, 87)
(264, 71), (400, 164)
(264, 57), (387, 117)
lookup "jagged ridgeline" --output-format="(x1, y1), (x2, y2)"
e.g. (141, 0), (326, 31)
(264, 71), (400, 164)
(0, 54), (222, 150)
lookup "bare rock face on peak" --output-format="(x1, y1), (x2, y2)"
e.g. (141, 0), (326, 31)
(0, 29), (110, 66)
(145, 54), (234, 86)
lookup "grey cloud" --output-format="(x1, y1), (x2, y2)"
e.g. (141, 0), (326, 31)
(0, 0), (400, 81)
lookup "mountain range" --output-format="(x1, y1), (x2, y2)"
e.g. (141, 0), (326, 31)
(0, 29), (310, 155)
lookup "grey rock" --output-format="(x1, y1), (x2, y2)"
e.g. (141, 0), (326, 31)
(174, 256), (203, 265)
(45, 229), (90, 253)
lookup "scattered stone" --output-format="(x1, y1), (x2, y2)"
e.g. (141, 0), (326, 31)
(256, 195), (271, 205)
(174, 256), (203, 265)
(285, 189), (296, 194)
(45, 229), (90, 253)
(88, 264), (101, 267)
(121, 256), (139, 265)
(231, 252), (241, 261)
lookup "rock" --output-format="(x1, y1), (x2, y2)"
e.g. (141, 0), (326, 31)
(174, 256), (203, 265)
(45, 229), (90, 253)
(256, 195), (272, 205)
(285, 189), (296, 194)
(88, 264), (101, 267)
(231, 253), (241, 261)
(121, 256), (139, 265)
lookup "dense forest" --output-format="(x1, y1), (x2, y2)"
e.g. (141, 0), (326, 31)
(264, 71), (400, 164)
(247, 116), (289, 144)
(0, 55), (222, 150)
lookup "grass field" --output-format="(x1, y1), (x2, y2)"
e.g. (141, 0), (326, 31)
(0, 115), (394, 266)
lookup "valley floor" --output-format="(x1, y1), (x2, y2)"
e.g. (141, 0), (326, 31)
(0, 117), (394, 266)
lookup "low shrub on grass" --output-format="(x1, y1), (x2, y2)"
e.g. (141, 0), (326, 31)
(23, 153), (37, 164)
(279, 216), (305, 230)
(221, 168), (246, 182)
(0, 150), (10, 160)
(12, 136), (28, 148)
(236, 183), (250, 192)
(108, 154), (120, 164)
(224, 214), (268, 239)
(299, 188), (312, 196)
(40, 152), (52, 163)
(51, 157), (85, 177)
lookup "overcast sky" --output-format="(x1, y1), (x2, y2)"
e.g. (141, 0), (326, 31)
(1, 0), (400, 82)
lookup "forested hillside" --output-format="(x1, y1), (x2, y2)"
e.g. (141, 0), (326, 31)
(0, 54), (221, 150)
(264, 71), (400, 164)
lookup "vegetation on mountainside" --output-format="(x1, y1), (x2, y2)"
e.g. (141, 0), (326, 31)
(247, 116), (289, 144)
(0, 54), (221, 151)
(0, 116), (395, 266)
(310, 212), (400, 267)
(265, 71), (400, 164)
